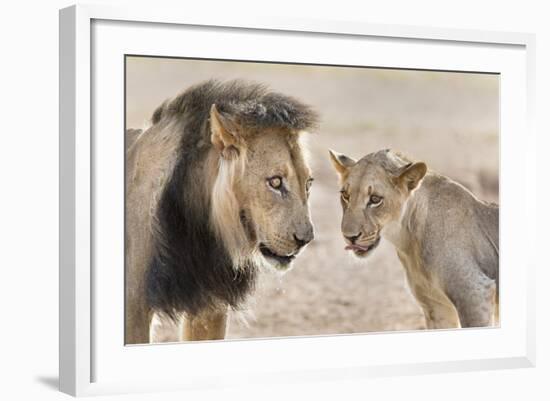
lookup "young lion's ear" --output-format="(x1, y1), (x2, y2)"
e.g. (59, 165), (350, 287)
(396, 162), (427, 191)
(210, 104), (241, 159)
(329, 149), (356, 177)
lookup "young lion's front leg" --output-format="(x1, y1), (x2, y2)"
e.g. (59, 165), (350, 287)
(413, 291), (460, 329)
(403, 266), (460, 329)
(180, 308), (229, 341)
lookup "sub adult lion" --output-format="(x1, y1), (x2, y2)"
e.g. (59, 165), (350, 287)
(125, 80), (318, 343)
(329, 149), (499, 329)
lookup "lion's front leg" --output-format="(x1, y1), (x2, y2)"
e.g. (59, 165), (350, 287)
(180, 308), (229, 341)
(149, 313), (181, 343)
(125, 300), (153, 345)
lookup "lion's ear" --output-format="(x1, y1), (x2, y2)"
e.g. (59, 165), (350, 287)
(210, 104), (241, 159)
(329, 149), (356, 177)
(396, 162), (427, 191)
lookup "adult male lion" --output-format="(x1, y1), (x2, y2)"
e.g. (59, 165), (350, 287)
(329, 149), (499, 329)
(126, 80), (317, 343)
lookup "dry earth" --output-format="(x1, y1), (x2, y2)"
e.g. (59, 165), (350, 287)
(126, 57), (499, 339)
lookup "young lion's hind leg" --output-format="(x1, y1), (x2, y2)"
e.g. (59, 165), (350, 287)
(448, 272), (497, 328)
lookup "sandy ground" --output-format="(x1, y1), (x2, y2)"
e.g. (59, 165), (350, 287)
(126, 57), (499, 339)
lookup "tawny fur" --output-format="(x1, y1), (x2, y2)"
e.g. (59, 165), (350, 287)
(125, 80), (318, 343)
(330, 149), (499, 329)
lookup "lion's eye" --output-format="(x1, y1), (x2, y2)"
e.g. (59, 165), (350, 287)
(306, 178), (314, 193)
(268, 176), (283, 190)
(340, 191), (350, 203)
(368, 195), (383, 207)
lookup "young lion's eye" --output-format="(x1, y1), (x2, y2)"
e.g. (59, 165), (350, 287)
(267, 176), (283, 190)
(368, 195), (383, 207)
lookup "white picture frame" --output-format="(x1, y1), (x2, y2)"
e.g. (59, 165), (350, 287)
(59, 4), (536, 397)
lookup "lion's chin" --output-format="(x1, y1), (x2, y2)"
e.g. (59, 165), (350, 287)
(258, 243), (296, 272)
(264, 257), (295, 272)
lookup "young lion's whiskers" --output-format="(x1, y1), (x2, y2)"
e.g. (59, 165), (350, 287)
(360, 230), (379, 244)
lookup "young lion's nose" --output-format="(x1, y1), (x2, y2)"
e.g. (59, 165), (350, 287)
(344, 232), (362, 244)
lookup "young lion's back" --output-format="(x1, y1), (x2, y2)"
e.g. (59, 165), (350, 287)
(415, 173), (499, 285)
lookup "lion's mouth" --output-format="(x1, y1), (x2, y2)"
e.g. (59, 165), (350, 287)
(259, 243), (296, 265)
(345, 236), (381, 257)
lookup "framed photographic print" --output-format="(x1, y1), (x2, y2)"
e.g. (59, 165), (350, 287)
(59, 4), (536, 397)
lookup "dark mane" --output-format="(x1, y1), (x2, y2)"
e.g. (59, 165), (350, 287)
(145, 155), (256, 320)
(145, 80), (318, 320)
(151, 79), (319, 131)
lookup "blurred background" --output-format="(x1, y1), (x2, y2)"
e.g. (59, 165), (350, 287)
(126, 56), (499, 339)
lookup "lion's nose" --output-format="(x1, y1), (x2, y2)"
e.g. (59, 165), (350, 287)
(344, 232), (362, 244)
(293, 230), (313, 249)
